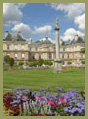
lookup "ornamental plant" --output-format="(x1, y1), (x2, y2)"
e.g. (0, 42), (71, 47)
(3, 86), (85, 116)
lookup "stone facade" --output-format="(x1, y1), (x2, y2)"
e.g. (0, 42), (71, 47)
(3, 31), (85, 66)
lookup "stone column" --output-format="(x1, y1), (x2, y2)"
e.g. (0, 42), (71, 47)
(55, 18), (60, 59)
(54, 18), (63, 73)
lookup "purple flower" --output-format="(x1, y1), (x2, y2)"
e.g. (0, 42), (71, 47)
(17, 95), (21, 99)
(22, 85), (26, 89)
(36, 93), (41, 97)
(40, 89), (45, 92)
(10, 100), (20, 104)
(46, 86), (50, 89)
(22, 96), (28, 101)
(64, 107), (69, 112)
(56, 87), (63, 91)
(41, 96), (47, 100)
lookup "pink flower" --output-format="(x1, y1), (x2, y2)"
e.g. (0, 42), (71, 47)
(63, 99), (69, 103)
(22, 96), (28, 100)
(59, 99), (63, 104)
(36, 96), (42, 100)
(47, 100), (59, 107)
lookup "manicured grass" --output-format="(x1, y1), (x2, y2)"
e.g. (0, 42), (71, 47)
(3, 65), (20, 69)
(3, 68), (85, 92)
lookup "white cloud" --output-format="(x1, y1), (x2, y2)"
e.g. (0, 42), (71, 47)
(60, 28), (84, 41)
(34, 25), (52, 35)
(74, 13), (85, 30)
(51, 3), (85, 19)
(3, 3), (26, 26)
(51, 3), (85, 30)
(11, 23), (53, 41)
(11, 23), (33, 40)
(16, 3), (26, 8)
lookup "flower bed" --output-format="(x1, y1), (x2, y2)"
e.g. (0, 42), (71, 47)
(3, 86), (85, 116)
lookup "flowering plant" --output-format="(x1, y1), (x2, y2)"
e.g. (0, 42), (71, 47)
(3, 86), (85, 116)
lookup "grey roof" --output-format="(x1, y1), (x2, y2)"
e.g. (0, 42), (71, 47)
(61, 40), (71, 45)
(61, 36), (85, 46)
(3, 33), (26, 41)
(34, 37), (53, 45)
(71, 36), (84, 44)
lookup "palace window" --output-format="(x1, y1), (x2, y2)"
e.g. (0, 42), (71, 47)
(22, 45), (24, 50)
(68, 54), (69, 59)
(39, 55), (41, 59)
(15, 45), (17, 50)
(62, 54), (64, 58)
(63, 48), (65, 51)
(49, 53), (52, 59)
(22, 54), (24, 59)
(15, 54), (17, 59)
(62, 61), (64, 65)
(7, 44), (9, 50)
(33, 55), (35, 60)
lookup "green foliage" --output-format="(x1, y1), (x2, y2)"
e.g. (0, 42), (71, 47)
(8, 57), (14, 67)
(37, 59), (44, 66)
(19, 61), (24, 66)
(67, 61), (72, 65)
(29, 61), (37, 67)
(29, 59), (52, 67)
(43, 60), (53, 66)
(80, 48), (85, 54)
(4, 55), (10, 63)
(81, 60), (85, 64)
(26, 62), (29, 65)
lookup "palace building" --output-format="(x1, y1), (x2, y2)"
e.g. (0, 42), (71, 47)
(3, 31), (85, 66)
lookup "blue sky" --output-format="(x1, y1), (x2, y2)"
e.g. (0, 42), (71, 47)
(3, 3), (85, 42)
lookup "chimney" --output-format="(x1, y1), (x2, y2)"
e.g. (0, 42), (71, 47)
(5, 31), (9, 38)
(60, 39), (63, 45)
(17, 31), (21, 35)
(45, 36), (48, 40)
(75, 34), (78, 41)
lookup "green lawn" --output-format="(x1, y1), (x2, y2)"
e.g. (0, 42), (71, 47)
(3, 68), (85, 92)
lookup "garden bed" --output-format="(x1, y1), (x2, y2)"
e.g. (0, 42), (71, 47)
(3, 86), (85, 116)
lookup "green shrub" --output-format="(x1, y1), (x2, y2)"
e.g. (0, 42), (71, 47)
(29, 61), (37, 67)
(67, 61), (72, 65)
(18, 61), (24, 66)
(43, 60), (53, 66)
(81, 60), (85, 64)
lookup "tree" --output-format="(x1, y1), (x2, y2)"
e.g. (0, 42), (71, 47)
(37, 59), (44, 66)
(8, 57), (14, 67)
(4, 55), (10, 64)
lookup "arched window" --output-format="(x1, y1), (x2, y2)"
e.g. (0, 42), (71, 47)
(15, 54), (17, 60)
(33, 55), (35, 60)
(7, 44), (9, 50)
(68, 54), (69, 59)
(39, 55), (41, 59)
(62, 54), (64, 58)
(49, 53), (52, 59)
